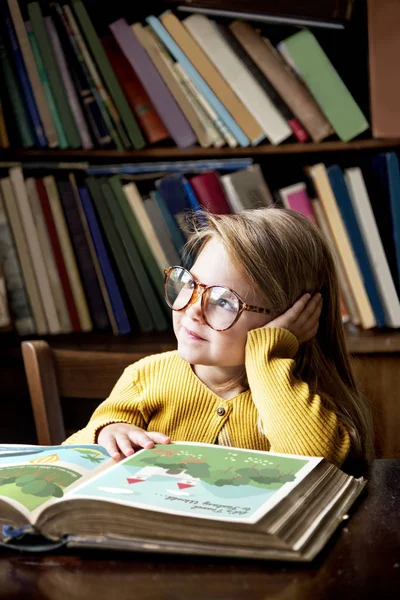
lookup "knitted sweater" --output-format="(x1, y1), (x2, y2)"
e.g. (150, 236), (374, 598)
(64, 327), (351, 466)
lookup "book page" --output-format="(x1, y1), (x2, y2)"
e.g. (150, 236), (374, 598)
(0, 444), (113, 522)
(65, 442), (321, 525)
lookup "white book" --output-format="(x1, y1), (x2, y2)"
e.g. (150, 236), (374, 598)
(25, 178), (72, 333)
(9, 168), (61, 334)
(122, 183), (170, 273)
(183, 15), (291, 145)
(43, 176), (92, 332)
(0, 177), (47, 334)
(345, 168), (400, 328)
(220, 165), (273, 213)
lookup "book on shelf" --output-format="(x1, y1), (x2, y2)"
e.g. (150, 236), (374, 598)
(0, 2), (373, 150)
(0, 442), (365, 562)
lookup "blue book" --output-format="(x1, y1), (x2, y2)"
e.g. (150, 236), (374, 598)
(146, 15), (250, 148)
(369, 155), (400, 296)
(327, 165), (386, 327)
(153, 190), (186, 256)
(385, 153), (400, 296)
(3, 11), (47, 148)
(78, 185), (131, 335)
(180, 176), (202, 212)
(87, 158), (253, 175)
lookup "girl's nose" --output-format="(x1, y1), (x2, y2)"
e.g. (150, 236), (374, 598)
(185, 291), (204, 322)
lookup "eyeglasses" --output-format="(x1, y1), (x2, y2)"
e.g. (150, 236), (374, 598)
(164, 266), (271, 331)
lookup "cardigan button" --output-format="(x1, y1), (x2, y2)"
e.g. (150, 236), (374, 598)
(216, 407), (226, 416)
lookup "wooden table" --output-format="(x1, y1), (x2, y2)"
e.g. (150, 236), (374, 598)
(0, 459), (399, 599)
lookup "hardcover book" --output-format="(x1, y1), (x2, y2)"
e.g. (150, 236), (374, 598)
(0, 442), (365, 562)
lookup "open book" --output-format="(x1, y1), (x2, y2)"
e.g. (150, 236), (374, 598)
(0, 442), (366, 561)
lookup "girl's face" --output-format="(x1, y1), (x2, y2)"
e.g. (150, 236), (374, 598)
(173, 238), (272, 368)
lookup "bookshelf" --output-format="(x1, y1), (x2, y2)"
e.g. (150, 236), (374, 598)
(1, 0), (400, 458)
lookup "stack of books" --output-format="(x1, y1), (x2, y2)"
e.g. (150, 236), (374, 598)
(1, 153), (400, 336)
(0, 0), (369, 151)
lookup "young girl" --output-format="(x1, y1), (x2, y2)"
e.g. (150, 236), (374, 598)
(64, 208), (373, 467)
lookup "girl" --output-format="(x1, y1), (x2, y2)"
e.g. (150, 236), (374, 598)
(64, 208), (373, 467)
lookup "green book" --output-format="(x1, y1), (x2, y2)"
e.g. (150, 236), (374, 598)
(85, 177), (153, 332)
(106, 178), (169, 332)
(0, 33), (34, 147)
(27, 2), (81, 148)
(279, 30), (369, 142)
(26, 24), (67, 148)
(109, 177), (166, 306)
(71, 0), (146, 149)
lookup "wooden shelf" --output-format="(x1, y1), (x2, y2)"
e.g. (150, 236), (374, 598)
(2, 138), (400, 161)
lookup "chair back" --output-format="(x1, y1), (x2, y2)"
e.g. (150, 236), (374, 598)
(21, 340), (159, 445)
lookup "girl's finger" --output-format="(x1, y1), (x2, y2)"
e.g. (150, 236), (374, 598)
(147, 431), (171, 444)
(296, 293), (322, 327)
(129, 430), (155, 450)
(106, 435), (120, 460)
(116, 433), (136, 457)
(284, 293), (312, 323)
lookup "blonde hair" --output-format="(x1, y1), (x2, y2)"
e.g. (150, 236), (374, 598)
(184, 207), (374, 460)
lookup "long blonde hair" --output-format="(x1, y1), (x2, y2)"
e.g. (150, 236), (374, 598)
(184, 207), (374, 460)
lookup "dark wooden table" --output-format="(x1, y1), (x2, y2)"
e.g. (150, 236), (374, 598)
(0, 460), (399, 600)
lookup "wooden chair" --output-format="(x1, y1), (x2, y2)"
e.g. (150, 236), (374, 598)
(21, 340), (159, 446)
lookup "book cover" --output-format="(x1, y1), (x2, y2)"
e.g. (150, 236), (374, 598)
(110, 19), (196, 149)
(345, 167), (400, 328)
(156, 174), (194, 239)
(0, 442), (366, 562)
(327, 165), (386, 327)
(57, 176), (110, 331)
(279, 29), (369, 142)
(220, 165), (273, 213)
(27, 1), (81, 148)
(101, 35), (168, 145)
(143, 193), (182, 266)
(183, 15), (290, 145)
(278, 183), (315, 221)
(78, 185), (131, 335)
(70, 0), (145, 150)
(190, 171), (231, 214)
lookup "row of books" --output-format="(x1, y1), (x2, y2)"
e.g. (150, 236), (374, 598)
(2, 152), (400, 337)
(0, 158), (270, 336)
(0, 0), (369, 152)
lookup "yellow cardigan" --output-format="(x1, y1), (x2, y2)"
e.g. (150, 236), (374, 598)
(64, 327), (351, 466)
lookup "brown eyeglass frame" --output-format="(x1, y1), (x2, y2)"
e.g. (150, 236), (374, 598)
(164, 266), (271, 331)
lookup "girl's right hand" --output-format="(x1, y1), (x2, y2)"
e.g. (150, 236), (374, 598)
(97, 423), (171, 460)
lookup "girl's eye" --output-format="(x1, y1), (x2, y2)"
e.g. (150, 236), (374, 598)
(216, 298), (235, 311)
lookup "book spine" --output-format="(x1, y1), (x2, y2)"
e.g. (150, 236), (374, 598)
(183, 15), (290, 145)
(25, 21), (67, 148)
(10, 167), (62, 334)
(172, 62), (225, 148)
(71, 0), (146, 150)
(35, 177), (81, 332)
(7, 0), (57, 147)
(43, 175), (92, 332)
(217, 23), (308, 143)
(174, 63), (236, 148)
(134, 23), (211, 148)
(0, 100), (9, 148)
(45, 16), (93, 150)
(154, 190), (186, 254)
(0, 268), (11, 329)
(62, 4), (121, 149)
(27, 2), (81, 148)
(101, 35), (169, 145)
(25, 177), (72, 333)
(229, 21), (332, 143)
(78, 184), (131, 335)
(109, 19), (197, 149)
(4, 12), (47, 147)
(147, 14), (249, 147)
(0, 177), (48, 334)
(50, 2), (112, 148)
(0, 187), (35, 334)
(57, 176), (110, 330)
(0, 32), (34, 147)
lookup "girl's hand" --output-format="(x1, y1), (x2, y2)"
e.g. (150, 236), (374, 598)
(97, 423), (171, 460)
(264, 293), (322, 344)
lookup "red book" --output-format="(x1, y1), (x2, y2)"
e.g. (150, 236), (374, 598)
(190, 171), (231, 214)
(35, 179), (81, 332)
(101, 36), (169, 145)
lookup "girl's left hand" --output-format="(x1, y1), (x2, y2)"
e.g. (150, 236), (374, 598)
(264, 293), (323, 344)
